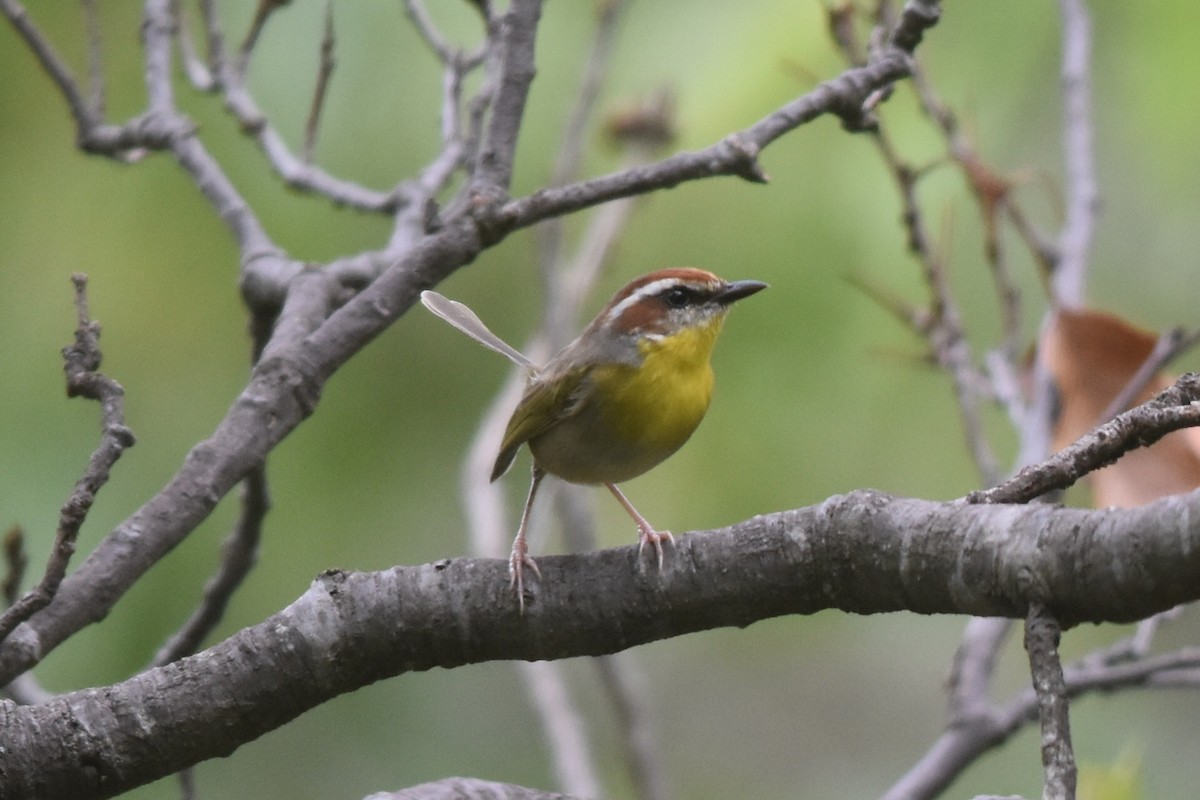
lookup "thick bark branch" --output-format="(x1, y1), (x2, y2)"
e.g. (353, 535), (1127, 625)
(3, 487), (1200, 799)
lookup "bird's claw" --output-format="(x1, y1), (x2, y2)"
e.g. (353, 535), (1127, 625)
(637, 527), (675, 571)
(509, 541), (541, 613)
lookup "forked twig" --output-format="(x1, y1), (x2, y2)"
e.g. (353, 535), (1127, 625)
(0, 275), (135, 645)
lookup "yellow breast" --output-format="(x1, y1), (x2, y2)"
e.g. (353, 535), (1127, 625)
(526, 318), (725, 484)
(605, 322), (720, 448)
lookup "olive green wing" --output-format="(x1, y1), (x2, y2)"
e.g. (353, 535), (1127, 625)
(491, 368), (591, 482)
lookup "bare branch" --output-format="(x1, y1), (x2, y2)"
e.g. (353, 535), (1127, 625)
(0, 275), (135, 646)
(403, 0), (456, 63)
(187, 2), (399, 214)
(517, 661), (603, 798)
(175, 2), (216, 91)
(237, 0), (289, 75)
(471, 0), (543, 194)
(197, 0), (225, 84)
(493, 48), (914, 231)
(2, 526), (27, 608)
(887, 609), (1197, 800)
(0, 0), (100, 134)
(81, 0), (104, 117)
(537, 0), (628, 273)
(7, 484), (1200, 797)
(594, 653), (670, 800)
(1024, 606), (1076, 800)
(1054, 0), (1097, 307)
(0, 269), (338, 685)
(948, 617), (1012, 717)
(302, 2), (336, 164)
(967, 372), (1200, 505)
(844, 85), (1001, 485)
(152, 466), (269, 666)
(141, 0), (177, 115)
(1097, 325), (1200, 425)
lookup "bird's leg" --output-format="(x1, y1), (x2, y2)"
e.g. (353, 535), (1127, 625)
(605, 482), (674, 570)
(510, 465), (545, 612)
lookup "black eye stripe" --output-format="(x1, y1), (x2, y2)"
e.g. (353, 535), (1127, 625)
(659, 285), (715, 308)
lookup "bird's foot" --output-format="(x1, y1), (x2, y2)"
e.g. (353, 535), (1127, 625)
(509, 538), (541, 613)
(636, 525), (675, 571)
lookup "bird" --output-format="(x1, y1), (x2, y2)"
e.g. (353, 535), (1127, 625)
(421, 267), (767, 610)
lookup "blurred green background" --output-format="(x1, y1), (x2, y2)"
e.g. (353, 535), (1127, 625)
(2, 2), (1199, 798)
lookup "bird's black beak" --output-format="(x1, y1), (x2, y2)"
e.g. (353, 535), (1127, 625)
(716, 280), (768, 305)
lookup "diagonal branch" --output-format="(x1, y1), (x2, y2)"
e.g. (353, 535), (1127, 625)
(471, 0), (543, 194)
(0, 275), (135, 646)
(151, 465), (269, 666)
(0, 0), (100, 135)
(967, 372), (1200, 505)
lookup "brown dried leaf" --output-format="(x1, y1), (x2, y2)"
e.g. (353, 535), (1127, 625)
(1042, 308), (1200, 507)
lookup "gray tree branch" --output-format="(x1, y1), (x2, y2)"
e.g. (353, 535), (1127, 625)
(3, 480), (1200, 799)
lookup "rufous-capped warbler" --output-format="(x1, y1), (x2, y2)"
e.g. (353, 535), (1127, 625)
(422, 267), (767, 610)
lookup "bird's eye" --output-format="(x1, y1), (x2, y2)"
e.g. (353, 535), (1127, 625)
(663, 286), (691, 308)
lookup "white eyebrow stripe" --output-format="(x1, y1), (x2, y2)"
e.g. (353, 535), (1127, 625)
(603, 277), (703, 327)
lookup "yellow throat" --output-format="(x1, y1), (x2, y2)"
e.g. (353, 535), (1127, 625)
(595, 317), (724, 455)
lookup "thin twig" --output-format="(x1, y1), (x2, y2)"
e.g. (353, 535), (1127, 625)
(869, 125), (1001, 485)
(1054, 0), (1097, 307)
(142, 0), (176, 115)
(198, 0), (225, 82)
(967, 372), (1200, 505)
(1024, 605), (1076, 800)
(81, 0), (105, 118)
(471, 0), (543, 194)
(152, 465), (269, 666)
(387, 3), (488, 253)
(2, 526), (27, 608)
(403, 0), (456, 62)
(175, 2), (217, 91)
(0, 275), (136, 646)
(537, 0), (627, 273)
(947, 617), (1011, 718)
(1096, 325), (1200, 425)
(237, 0), (288, 75)
(826, 6), (1000, 485)
(884, 610), (1196, 800)
(302, 2), (336, 164)
(0, 0), (98, 133)
(594, 654), (671, 800)
(191, 0), (397, 212)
